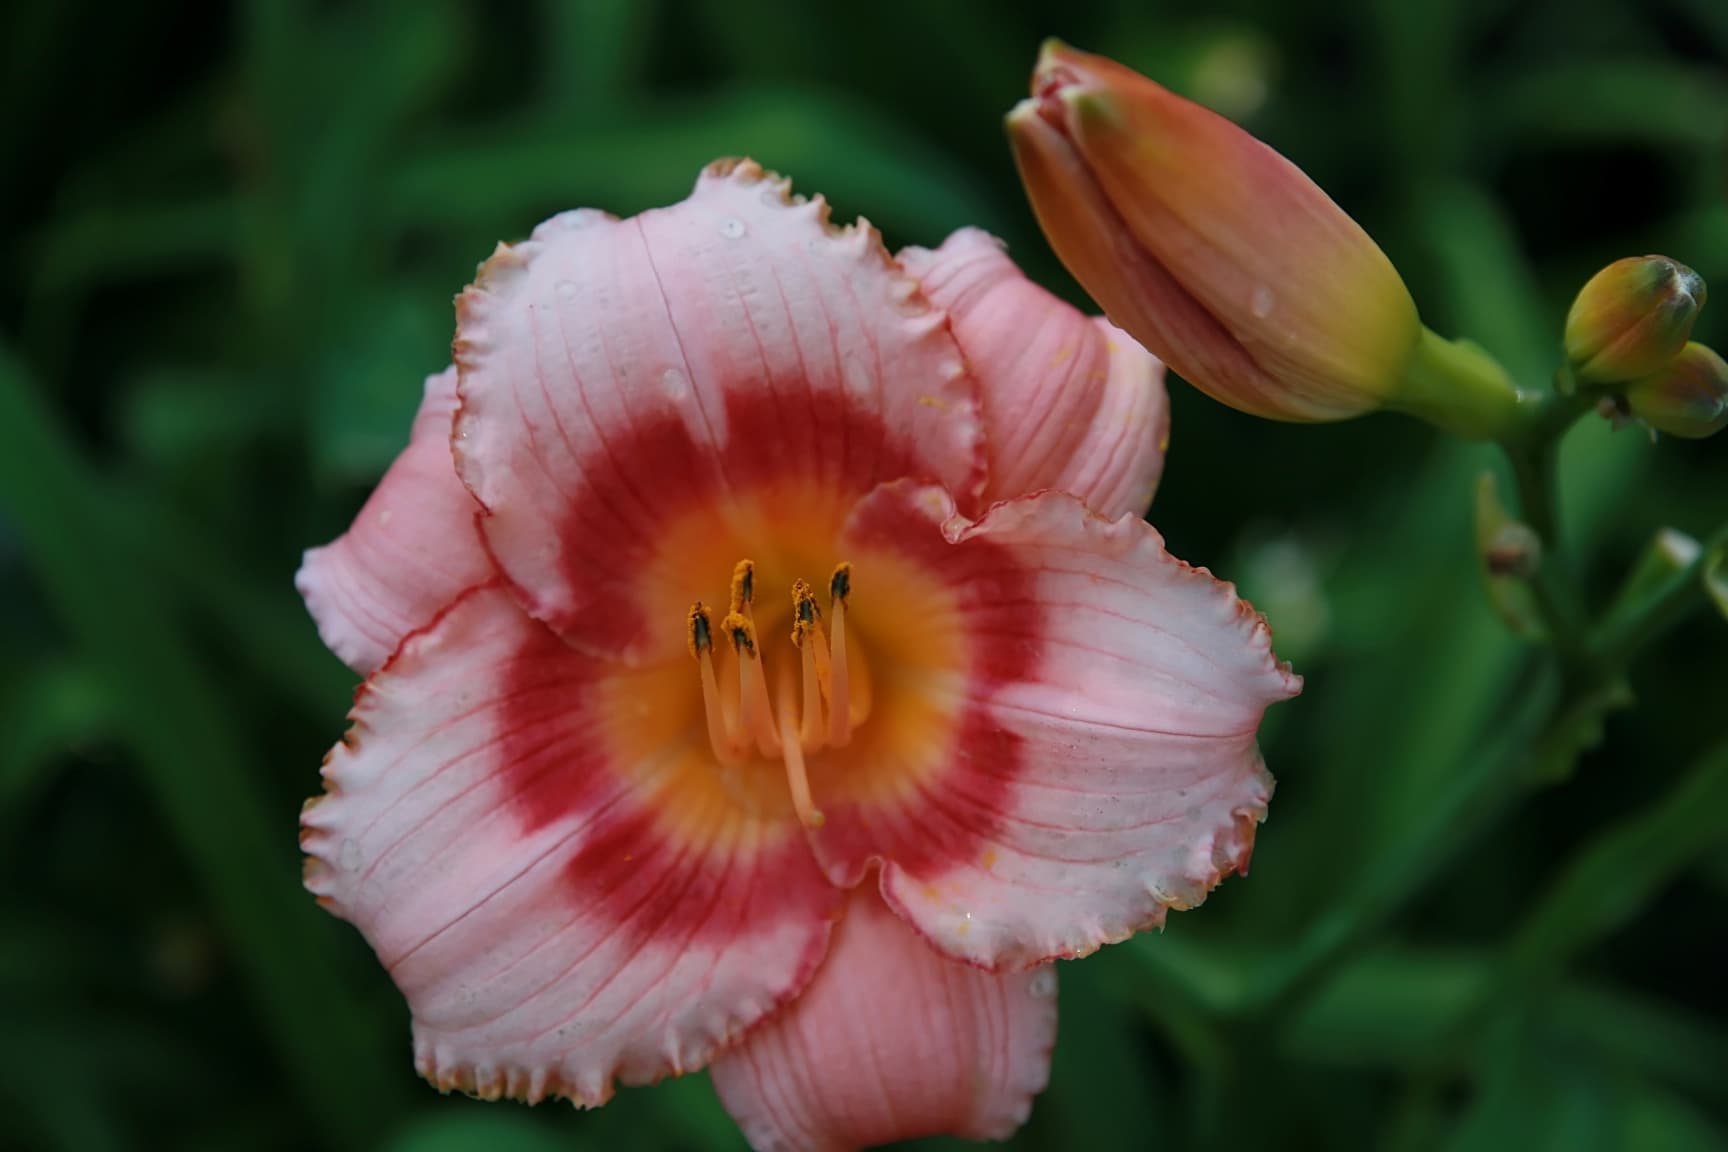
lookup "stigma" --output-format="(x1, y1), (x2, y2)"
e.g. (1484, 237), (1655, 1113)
(686, 560), (861, 829)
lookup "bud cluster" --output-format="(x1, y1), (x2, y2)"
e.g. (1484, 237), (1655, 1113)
(1004, 42), (1721, 444)
(1565, 256), (1725, 439)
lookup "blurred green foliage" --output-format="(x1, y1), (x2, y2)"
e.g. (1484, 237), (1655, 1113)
(2, 0), (1726, 1149)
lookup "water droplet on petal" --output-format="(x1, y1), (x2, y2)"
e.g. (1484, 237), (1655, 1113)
(1028, 967), (1058, 999)
(718, 216), (747, 239)
(1250, 284), (1275, 319)
(533, 209), (608, 239)
(555, 279), (578, 300)
(660, 367), (690, 399)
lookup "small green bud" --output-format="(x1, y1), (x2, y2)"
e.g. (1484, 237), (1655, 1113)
(1564, 255), (1705, 384)
(1473, 471), (1543, 637)
(1599, 528), (1700, 638)
(1623, 342), (1728, 439)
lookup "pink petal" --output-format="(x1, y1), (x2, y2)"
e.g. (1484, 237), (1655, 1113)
(900, 228), (1169, 517)
(811, 482), (1299, 969)
(710, 881), (1057, 1152)
(452, 160), (985, 662)
(296, 367), (493, 675)
(301, 584), (843, 1104)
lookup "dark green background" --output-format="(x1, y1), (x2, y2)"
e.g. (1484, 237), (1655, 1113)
(3, 1), (1726, 1150)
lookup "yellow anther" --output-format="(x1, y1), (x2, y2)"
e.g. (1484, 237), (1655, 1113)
(827, 562), (852, 748)
(730, 559), (756, 617)
(685, 559), (860, 795)
(687, 601), (714, 660)
(723, 610), (757, 657)
(688, 601), (739, 765)
(790, 579), (820, 645)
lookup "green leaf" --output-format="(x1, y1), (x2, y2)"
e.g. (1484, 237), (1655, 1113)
(645, 1074), (749, 1152)
(0, 344), (410, 1149)
(28, 197), (239, 297)
(1039, 962), (1167, 1150)
(1618, 1084), (1728, 1152)
(391, 89), (1007, 248)
(110, 487), (353, 719)
(1442, 1008), (1607, 1152)
(540, 0), (652, 115)
(1287, 947), (1728, 1102)
(121, 368), (271, 470)
(580, 1076), (746, 1152)
(0, 658), (108, 806)
(1445, 1008), (1728, 1152)
(382, 1111), (577, 1152)
(1118, 925), (1252, 1018)
(1554, 982), (1728, 1106)
(1506, 735), (1728, 976)
(314, 286), (451, 481)
(1285, 949), (1488, 1067)
(1489, 60), (1728, 151)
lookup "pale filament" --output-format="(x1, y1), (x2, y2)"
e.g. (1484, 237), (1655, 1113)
(686, 560), (859, 828)
(776, 665), (824, 828)
(686, 603), (742, 764)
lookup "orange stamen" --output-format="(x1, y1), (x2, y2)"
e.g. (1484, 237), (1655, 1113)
(790, 581), (826, 749)
(687, 602), (741, 763)
(776, 665), (825, 828)
(726, 610), (781, 758)
(827, 563), (852, 748)
(729, 559), (756, 620)
(688, 559), (866, 823)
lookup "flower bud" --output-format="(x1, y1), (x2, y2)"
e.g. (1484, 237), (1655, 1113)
(1564, 256), (1706, 384)
(1006, 40), (1421, 423)
(1622, 342), (1728, 439)
(1600, 527), (1700, 639)
(1474, 471), (1543, 637)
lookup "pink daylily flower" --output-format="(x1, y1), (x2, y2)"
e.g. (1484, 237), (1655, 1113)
(297, 159), (1298, 1150)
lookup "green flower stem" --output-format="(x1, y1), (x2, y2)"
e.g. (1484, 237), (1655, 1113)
(1390, 327), (1536, 440)
(1502, 435), (1600, 688)
(1236, 681), (1555, 1020)
(1227, 338), (1664, 1030)
(1393, 330), (1599, 679)
(1139, 327), (1694, 1056)
(0, 346), (410, 1150)
(1393, 732), (1728, 1107)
